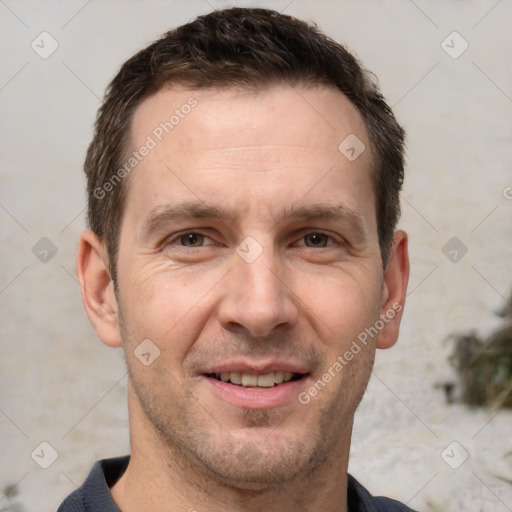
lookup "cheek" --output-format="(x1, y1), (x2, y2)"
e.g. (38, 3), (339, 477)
(293, 267), (383, 345)
(116, 258), (227, 356)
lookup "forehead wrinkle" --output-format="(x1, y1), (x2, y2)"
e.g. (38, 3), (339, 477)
(171, 145), (336, 174)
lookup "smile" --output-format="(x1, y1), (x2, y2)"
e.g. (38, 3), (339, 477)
(201, 367), (309, 409)
(205, 371), (303, 388)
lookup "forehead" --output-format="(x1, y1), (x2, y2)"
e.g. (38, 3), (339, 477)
(130, 83), (370, 159)
(124, 83), (375, 228)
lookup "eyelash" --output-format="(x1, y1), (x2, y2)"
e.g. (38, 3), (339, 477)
(163, 230), (340, 249)
(170, 232), (215, 248)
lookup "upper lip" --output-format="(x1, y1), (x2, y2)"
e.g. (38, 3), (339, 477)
(202, 359), (310, 376)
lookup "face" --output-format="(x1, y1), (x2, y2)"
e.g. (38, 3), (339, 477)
(89, 84), (407, 485)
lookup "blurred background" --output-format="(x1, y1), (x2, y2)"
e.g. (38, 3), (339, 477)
(1, 1), (511, 511)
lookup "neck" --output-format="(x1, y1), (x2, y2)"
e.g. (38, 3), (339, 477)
(111, 386), (352, 512)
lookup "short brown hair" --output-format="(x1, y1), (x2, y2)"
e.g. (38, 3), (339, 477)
(84, 7), (405, 278)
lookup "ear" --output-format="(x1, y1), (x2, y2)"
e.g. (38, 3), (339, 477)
(376, 230), (409, 349)
(76, 229), (122, 348)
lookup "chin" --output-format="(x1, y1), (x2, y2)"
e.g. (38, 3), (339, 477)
(188, 429), (322, 488)
(204, 450), (309, 487)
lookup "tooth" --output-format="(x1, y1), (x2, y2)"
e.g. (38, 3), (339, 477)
(257, 373), (275, 387)
(241, 374), (258, 386)
(223, 371), (296, 386)
(283, 372), (294, 382)
(230, 372), (242, 385)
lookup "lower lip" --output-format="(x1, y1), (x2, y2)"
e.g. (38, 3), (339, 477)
(202, 375), (308, 409)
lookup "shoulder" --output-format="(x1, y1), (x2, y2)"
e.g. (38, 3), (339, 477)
(347, 474), (418, 512)
(57, 457), (129, 512)
(372, 496), (419, 512)
(57, 489), (85, 512)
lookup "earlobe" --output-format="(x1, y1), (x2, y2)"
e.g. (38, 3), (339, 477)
(76, 230), (122, 348)
(376, 230), (409, 349)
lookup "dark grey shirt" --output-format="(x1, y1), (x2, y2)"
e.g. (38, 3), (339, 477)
(57, 456), (417, 512)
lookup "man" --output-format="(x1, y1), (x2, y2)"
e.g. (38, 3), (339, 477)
(58, 7), (412, 512)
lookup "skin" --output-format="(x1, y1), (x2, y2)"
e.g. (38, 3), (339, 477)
(77, 83), (409, 512)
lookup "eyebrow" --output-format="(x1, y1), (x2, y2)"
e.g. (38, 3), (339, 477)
(141, 200), (368, 243)
(276, 203), (368, 243)
(141, 202), (240, 237)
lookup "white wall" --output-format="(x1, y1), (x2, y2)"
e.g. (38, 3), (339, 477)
(1, 1), (511, 511)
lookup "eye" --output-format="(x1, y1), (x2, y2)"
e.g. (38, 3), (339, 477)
(164, 231), (216, 249)
(159, 230), (221, 263)
(179, 232), (207, 247)
(298, 233), (334, 248)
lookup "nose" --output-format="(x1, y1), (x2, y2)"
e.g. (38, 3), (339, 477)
(217, 245), (299, 338)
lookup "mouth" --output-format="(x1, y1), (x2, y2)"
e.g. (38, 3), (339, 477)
(201, 367), (309, 409)
(204, 371), (305, 389)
